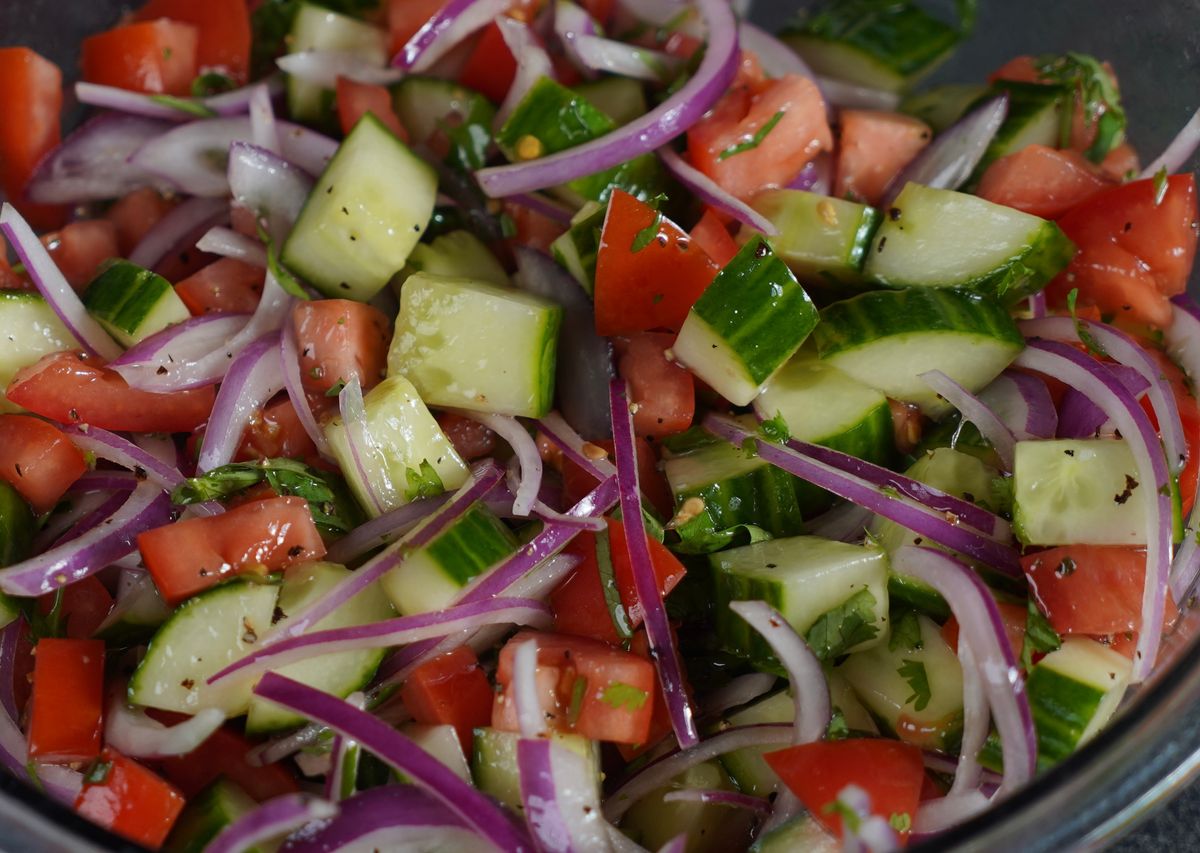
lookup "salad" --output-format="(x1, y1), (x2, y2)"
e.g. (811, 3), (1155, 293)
(0, 0), (1198, 849)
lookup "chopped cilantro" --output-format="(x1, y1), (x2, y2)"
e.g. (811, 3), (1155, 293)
(890, 812), (913, 833)
(826, 708), (851, 740)
(1066, 288), (1108, 357)
(600, 681), (649, 712)
(888, 608), (924, 653)
(405, 460), (445, 502)
(83, 759), (113, 785)
(718, 110), (786, 161)
(596, 527), (633, 640)
(147, 94), (217, 119)
(898, 658), (932, 712)
(191, 71), (236, 98)
(805, 589), (880, 661)
(1021, 598), (1062, 671)
(759, 412), (791, 444)
(630, 212), (664, 253)
(325, 380), (348, 398)
(1154, 166), (1170, 205)
(567, 676), (588, 725)
(1034, 52), (1126, 162)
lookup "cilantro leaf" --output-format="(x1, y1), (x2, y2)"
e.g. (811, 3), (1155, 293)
(898, 658), (932, 712)
(759, 412), (791, 444)
(595, 526), (633, 639)
(1021, 598), (1062, 671)
(568, 676), (588, 725)
(805, 588), (880, 661)
(630, 211), (664, 253)
(404, 460), (445, 502)
(826, 708), (851, 740)
(888, 608), (924, 653)
(890, 812), (913, 833)
(600, 682), (649, 712)
(719, 110), (786, 161)
(1066, 287), (1108, 357)
(147, 95), (217, 119)
(1154, 166), (1170, 205)
(1033, 52), (1126, 162)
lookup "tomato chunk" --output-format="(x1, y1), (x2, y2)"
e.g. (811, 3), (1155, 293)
(835, 109), (931, 205)
(458, 22), (519, 104)
(237, 395), (320, 464)
(401, 646), (494, 754)
(293, 299), (391, 395)
(493, 630), (656, 744)
(941, 600), (1027, 662)
(138, 496), (326, 604)
(41, 220), (120, 291)
(336, 77), (408, 141)
(0, 48), (65, 230)
(765, 738), (925, 843)
(560, 436), (673, 520)
(688, 208), (739, 267)
(27, 638), (104, 764)
(36, 576), (114, 640)
(75, 748), (185, 849)
(174, 257), (264, 315)
(437, 412), (498, 461)
(0, 414), (88, 515)
(106, 188), (177, 256)
(156, 724), (300, 801)
(976, 145), (1112, 219)
(133, 0), (251, 83)
(81, 20), (199, 96)
(7, 351), (216, 434)
(616, 332), (695, 439)
(387, 0), (449, 57)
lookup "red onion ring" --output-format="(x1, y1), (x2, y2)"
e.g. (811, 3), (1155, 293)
(535, 412), (616, 480)
(63, 425), (186, 494)
(512, 636), (545, 739)
(496, 17), (556, 127)
(519, 738), (611, 852)
(195, 226), (268, 267)
(197, 332), (285, 473)
(921, 369), (1016, 470)
(209, 793), (338, 853)
(1140, 106), (1200, 178)
(662, 789), (772, 815)
(277, 51), (405, 89)
(279, 314), (334, 460)
(449, 411), (542, 517)
(977, 371), (1058, 441)
(394, 0), (511, 71)
(128, 195), (229, 270)
(104, 690), (224, 759)
(1167, 296), (1200, 601)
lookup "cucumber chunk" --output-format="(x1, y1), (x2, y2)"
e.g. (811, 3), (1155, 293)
(163, 778), (258, 853)
(82, 260), (190, 347)
(713, 535), (890, 666)
(381, 501), (518, 616)
(471, 726), (600, 815)
(752, 813), (840, 853)
(550, 200), (605, 294)
(388, 272), (562, 418)
(94, 569), (171, 644)
(674, 237), (818, 406)
(0, 291), (80, 413)
(246, 562), (394, 733)
(975, 81), (1071, 176)
(286, 3), (386, 126)
(813, 287), (1025, 416)
(900, 83), (989, 133)
(324, 375), (469, 517)
(864, 183), (1075, 303)
(403, 230), (509, 288)
(282, 115), (437, 301)
(391, 76), (496, 172)
(619, 760), (757, 853)
(749, 189), (882, 287)
(399, 722), (471, 783)
(572, 77), (647, 126)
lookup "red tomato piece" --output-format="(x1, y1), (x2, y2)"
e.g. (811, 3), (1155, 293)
(400, 646), (494, 754)
(106, 188), (176, 256)
(138, 496), (326, 604)
(689, 208), (739, 267)
(615, 332), (695, 439)
(81, 20), (199, 96)
(155, 724), (301, 801)
(492, 630), (656, 744)
(941, 600), (1027, 662)
(293, 299), (391, 395)
(7, 351), (216, 434)
(503, 198), (568, 254)
(1100, 142), (1140, 182)
(458, 22), (519, 104)
(594, 190), (720, 336)
(27, 638), (104, 763)
(606, 517), (687, 627)
(236, 395), (320, 464)
(0, 255), (30, 291)
(0, 414), (88, 515)
(437, 412), (498, 461)
(133, 0), (251, 83)
(75, 748), (185, 849)
(976, 145), (1113, 219)
(835, 109), (931, 206)
(0, 48), (65, 230)
(174, 257), (264, 315)
(560, 436), (673, 520)
(1140, 349), (1200, 518)
(36, 576), (114, 640)
(765, 738), (925, 843)
(41, 220), (120, 291)
(386, 0), (448, 57)
(336, 77), (409, 141)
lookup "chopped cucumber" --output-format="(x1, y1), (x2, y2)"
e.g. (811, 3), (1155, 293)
(783, 0), (964, 93)
(713, 535), (890, 666)
(82, 260), (189, 347)
(324, 375), (469, 517)
(388, 272), (562, 418)
(162, 778), (258, 853)
(391, 76), (496, 172)
(572, 77), (647, 126)
(888, 573), (951, 622)
(471, 727), (600, 815)
(752, 813), (840, 853)
(282, 115), (437, 301)
(1012, 438), (1158, 546)
(381, 501), (518, 616)
(0, 291), (80, 413)
(94, 569), (171, 644)
(0, 482), (31, 630)
(974, 81), (1071, 177)
(863, 183), (1075, 304)
(403, 230), (509, 288)
(840, 612), (964, 752)
(286, 3), (386, 126)
(550, 201), (606, 294)
(900, 83), (989, 133)
(674, 237), (818, 406)
(749, 189), (882, 288)
(717, 689), (792, 798)
(813, 287), (1025, 416)
(619, 760), (757, 853)
(246, 562), (394, 733)
(399, 723), (471, 783)
(129, 578), (279, 716)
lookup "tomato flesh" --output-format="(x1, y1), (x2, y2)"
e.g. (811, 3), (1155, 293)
(75, 748), (185, 850)
(106, 189), (176, 256)
(976, 144), (1112, 219)
(293, 299), (391, 395)
(458, 23), (519, 104)
(36, 576), (114, 640)
(236, 395), (320, 464)
(0, 47), (65, 230)
(174, 258), (264, 315)
(81, 20), (199, 96)
(156, 724), (300, 801)
(615, 332), (695, 439)
(133, 0), (252, 83)
(27, 637), (105, 764)
(41, 219), (120, 291)
(437, 412), (498, 461)
(0, 414), (88, 515)
(835, 109), (931, 205)
(400, 646), (494, 754)
(336, 77), (409, 141)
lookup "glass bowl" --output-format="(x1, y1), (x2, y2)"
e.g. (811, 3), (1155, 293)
(1, 1), (1199, 850)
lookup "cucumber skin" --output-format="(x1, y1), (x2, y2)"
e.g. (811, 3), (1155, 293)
(972, 81), (1071, 179)
(792, 402), (896, 516)
(424, 503), (518, 585)
(0, 481), (33, 568)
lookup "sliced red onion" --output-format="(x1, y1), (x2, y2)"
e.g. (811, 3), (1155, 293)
(105, 692), (223, 758)
(198, 333), (286, 473)
(1022, 316), (1187, 475)
(754, 788), (802, 843)
(661, 789), (771, 814)
(1141, 106), (1200, 178)
(912, 789), (990, 836)
(76, 82), (216, 121)
(1167, 297), (1200, 601)
(280, 316), (334, 461)
(325, 691), (365, 802)
(531, 499), (607, 531)
(68, 470), (139, 494)
(948, 639), (988, 798)
(395, 0), (511, 71)
(612, 379), (697, 748)
(26, 113), (174, 204)
(254, 673), (534, 851)
(63, 425), (185, 494)
(514, 248), (615, 441)
(788, 153), (832, 195)
(339, 377), (388, 516)
(453, 411), (541, 517)
(110, 312), (249, 368)
(0, 203), (120, 360)
(816, 76), (901, 112)
(250, 84), (281, 158)
(327, 500), (451, 567)
(278, 51), (405, 88)
(519, 737), (610, 853)
(513, 636), (546, 739)
(728, 600), (828, 744)
(603, 724), (794, 821)
(1017, 341), (1171, 680)
(1056, 362), (1149, 440)
(739, 23), (816, 80)
(0, 482), (170, 597)
(195, 225), (269, 267)
(834, 784), (899, 853)
(574, 36), (679, 83)
(1027, 290), (1047, 319)
(128, 195), (229, 270)
(880, 95), (1008, 208)
(208, 793), (338, 853)
(697, 672), (778, 720)
(508, 193), (576, 226)
(0, 620), (23, 721)
(976, 371), (1058, 441)
(658, 147), (779, 235)
(477, 0), (738, 197)
(496, 17), (556, 128)
(553, 1), (599, 76)
(51, 490), (131, 550)
(921, 369), (1016, 470)
(536, 412), (617, 480)
(32, 490), (121, 553)
(207, 74), (287, 115)
(802, 501), (873, 543)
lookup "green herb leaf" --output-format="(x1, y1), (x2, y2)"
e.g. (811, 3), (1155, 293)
(325, 380), (347, 398)
(822, 798), (862, 832)
(25, 760), (43, 792)
(600, 681), (650, 712)
(826, 708), (850, 740)
(148, 94), (217, 119)
(1021, 598), (1062, 671)
(805, 588), (880, 661)
(191, 71), (236, 98)
(898, 658), (932, 712)
(759, 411), (791, 444)
(567, 675), (588, 725)
(595, 526), (633, 639)
(1033, 52), (1126, 163)
(890, 812), (913, 833)
(404, 460), (445, 503)
(889, 608), (924, 653)
(25, 588), (66, 641)
(1154, 166), (1170, 205)
(718, 110), (786, 161)
(1066, 287), (1108, 357)
(83, 759), (114, 785)
(630, 211), (663, 253)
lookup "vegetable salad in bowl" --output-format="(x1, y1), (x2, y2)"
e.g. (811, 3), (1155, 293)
(0, 0), (1198, 850)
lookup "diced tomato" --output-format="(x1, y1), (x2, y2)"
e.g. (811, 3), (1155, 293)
(0, 414), (88, 515)
(156, 724), (300, 801)
(1101, 142), (1139, 182)
(106, 188), (177, 256)
(835, 110), (931, 205)
(493, 630), (656, 744)
(81, 20), (199, 96)
(765, 738), (925, 843)
(7, 351), (216, 434)
(606, 517), (687, 626)
(614, 628), (676, 760)
(174, 257), (264, 315)
(138, 496), (326, 604)
(615, 333), (695, 439)
(75, 748), (185, 849)
(386, 0), (448, 56)
(560, 436), (673, 520)
(0, 255), (29, 291)
(336, 77), (409, 141)
(236, 395), (319, 463)
(40, 220), (120, 291)
(688, 75), (831, 201)
(989, 55), (1040, 84)
(1047, 174), (1199, 328)
(0, 48), (65, 231)
(594, 190), (720, 336)
(133, 0), (251, 83)
(976, 145), (1113, 219)
(437, 412), (498, 460)
(504, 198), (568, 254)
(400, 646), (494, 754)
(458, 22), (519, 104)
(27, 638), (104, 763)
(580, 0), (616, 24)
(1023, 545), (1178, 636)
(36, 576), (114, 640)
(688, 208), (739, 267)
(293, 300), (390, 395)
(941, 600), (1027, 662)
